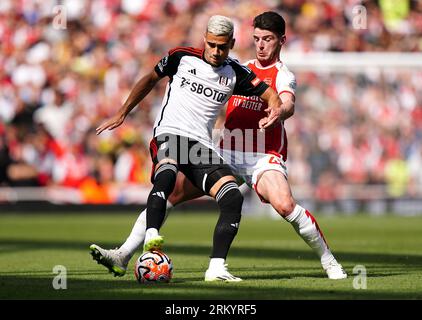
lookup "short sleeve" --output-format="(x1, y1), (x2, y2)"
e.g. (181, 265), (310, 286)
(276, 67), (296, 96)
(154, 50), (182, 78)
(230, 61), (269, 97)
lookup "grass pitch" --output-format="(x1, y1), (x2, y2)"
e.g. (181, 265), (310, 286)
(0, 211), (421, 300)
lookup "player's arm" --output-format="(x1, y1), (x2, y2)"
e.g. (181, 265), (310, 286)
(214, 103), (227, 130)
(230, 61), (288, 130)
(96, 70), (162, 135)
(260, 65), (297, 129)
(280, 91), (295, 119)
(258, 88), (295, 129)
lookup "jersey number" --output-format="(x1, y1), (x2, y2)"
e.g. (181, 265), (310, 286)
(268, 156), (281, 165)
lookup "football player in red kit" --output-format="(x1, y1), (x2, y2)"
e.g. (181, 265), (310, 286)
(91, 12), (347, 280)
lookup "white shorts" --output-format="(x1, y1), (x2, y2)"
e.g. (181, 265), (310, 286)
(218, 148), (288, 189)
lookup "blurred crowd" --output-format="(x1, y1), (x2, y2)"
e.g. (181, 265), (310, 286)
(1, 0), (422, 203)
(287, 69), (422, 201)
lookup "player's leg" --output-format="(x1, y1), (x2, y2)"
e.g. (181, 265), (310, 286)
(90, 172), (204, 276)
(194, 168), (243, 282)
(209, 175), (243, 261)
(89, 157), (178, 275)
(120, 172), (204, 256)
(255, 169), (347, 279)
(143, 134), (187, 251)
(91, 134), (196, 275)
(137, 158), (178, 252)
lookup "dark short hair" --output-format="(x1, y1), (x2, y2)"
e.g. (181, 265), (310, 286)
(253, 11), (285, 36)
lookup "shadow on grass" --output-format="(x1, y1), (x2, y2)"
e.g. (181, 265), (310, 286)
(1, 239), (422, 268)
(0, 274), (420, 300)
(0, 269), (109, 276)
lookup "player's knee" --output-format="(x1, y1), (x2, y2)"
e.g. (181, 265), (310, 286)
(271, 196), (296, 217)
(151, 163), (178, 198)
(216, 182), (243, 219)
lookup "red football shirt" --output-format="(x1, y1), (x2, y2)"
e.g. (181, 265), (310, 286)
(222, 60), (296, 160)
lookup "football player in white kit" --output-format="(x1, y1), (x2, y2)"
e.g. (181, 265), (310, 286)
(91, 12), (347, 281)
(92, 15), (285, 282)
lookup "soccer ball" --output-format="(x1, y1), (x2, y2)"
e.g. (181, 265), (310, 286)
(134, 250), (173, 283)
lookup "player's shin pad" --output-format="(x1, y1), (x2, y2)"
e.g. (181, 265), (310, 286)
(211, 182), (243, 259)
(146, 163), (178, 230)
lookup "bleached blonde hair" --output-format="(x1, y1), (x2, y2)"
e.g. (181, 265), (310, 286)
(206, 15), (234, 38)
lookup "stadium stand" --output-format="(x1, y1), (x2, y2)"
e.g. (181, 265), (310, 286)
(1, 0), (421, 210)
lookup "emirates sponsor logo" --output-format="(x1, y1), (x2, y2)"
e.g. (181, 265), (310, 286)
(263, 77), (272, 86)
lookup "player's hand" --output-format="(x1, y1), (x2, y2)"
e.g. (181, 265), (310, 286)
(96, 113), (126, 135)
(259, 106), (281, 130)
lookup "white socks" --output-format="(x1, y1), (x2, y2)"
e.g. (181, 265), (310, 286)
(145, 228), (159, 241)
(208, 258), (225, 270)
(119, 201), (335, 270)
(119, 201), (173, 257)
(284, 205), (335, 268)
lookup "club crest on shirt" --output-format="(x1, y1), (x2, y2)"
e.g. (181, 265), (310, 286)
(219, 76), (229, 86)
(263, 77), (272, 86)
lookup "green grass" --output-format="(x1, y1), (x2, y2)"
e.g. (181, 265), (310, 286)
(0, 211), (421, 299)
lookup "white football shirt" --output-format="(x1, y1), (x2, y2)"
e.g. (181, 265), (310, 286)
(153, 47), (269, 149)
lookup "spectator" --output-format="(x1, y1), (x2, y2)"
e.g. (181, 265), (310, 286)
(0, 0), (421, 202)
